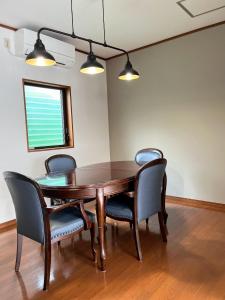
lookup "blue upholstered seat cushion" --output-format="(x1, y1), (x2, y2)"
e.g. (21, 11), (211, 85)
(106, 195), (134, 220)
(50, 207), (95, 240)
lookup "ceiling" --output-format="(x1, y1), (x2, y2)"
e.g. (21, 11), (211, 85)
(1, 0), (225, 59)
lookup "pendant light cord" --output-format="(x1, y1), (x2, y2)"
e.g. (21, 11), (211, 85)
(37, 0), (130, 59)
(71, 0), (75, 36)
(89, 41), (93, 53)
(102, 0), (106, 45)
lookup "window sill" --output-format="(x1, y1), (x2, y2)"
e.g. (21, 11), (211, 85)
(27, 144), (74, 153)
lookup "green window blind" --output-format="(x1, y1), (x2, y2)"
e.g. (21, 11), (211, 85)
(24, 85), (65, 149)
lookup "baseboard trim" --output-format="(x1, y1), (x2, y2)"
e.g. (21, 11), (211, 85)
(166, 196), (225, 212)
(0, 219), (16, 232)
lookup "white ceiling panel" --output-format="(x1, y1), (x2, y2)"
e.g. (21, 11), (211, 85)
(182, 0), (225, 15)
(0, 0), (225, 58)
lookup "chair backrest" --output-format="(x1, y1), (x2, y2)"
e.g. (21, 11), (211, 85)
(3, 172), (46, 244)
(135, 159), (167, 223)
(135, 148), (163, 166)
(45, 154), (77, 174)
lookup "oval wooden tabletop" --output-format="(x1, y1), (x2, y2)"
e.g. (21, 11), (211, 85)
(37, 161), (140, 190)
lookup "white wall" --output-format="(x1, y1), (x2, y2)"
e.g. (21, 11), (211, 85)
(107, 25), (225, 204)
(0, 27), (110, 223)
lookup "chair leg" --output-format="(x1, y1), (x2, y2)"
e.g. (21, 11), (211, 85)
(129, 222), (133, 229)
(146, 218), (149, 226)
(162, 173), (168, 226)
(158, 212), (167, 243)
(90, 223), (96, 262)
(164, 223), (169, 236)
(133, 222), (142, 261)
(57, 241), (61, 247)
(15, 233), (23, 272)
(104, 215), (107, 232)
(43, 241), (51, 291)
(104, 197), (107, 232)
(79, 232), (83, 240)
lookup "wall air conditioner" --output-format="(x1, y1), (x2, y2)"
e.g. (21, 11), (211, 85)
(14, 28), (75, 68)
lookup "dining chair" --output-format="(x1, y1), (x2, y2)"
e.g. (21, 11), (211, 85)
(45, 154), (95, 206)
(105, 158), (167, 261)
(135, 148), (163, 165)
(45, 154), (77, 174)
(3, 171), (96, 290)
(134, 148), (167, 225)
(45, 154), (77, 206)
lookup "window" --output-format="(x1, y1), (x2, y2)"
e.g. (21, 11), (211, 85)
(23, 80), (74, 151)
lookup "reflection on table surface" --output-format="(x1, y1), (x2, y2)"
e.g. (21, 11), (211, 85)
(36, 161), (139, 188)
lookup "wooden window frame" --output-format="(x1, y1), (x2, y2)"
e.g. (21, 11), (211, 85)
(22, 79), (74, 152)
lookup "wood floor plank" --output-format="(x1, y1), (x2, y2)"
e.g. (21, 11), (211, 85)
(0, 203), (225, 299)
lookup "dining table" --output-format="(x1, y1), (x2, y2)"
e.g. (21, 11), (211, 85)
(36, 161), (167, 271)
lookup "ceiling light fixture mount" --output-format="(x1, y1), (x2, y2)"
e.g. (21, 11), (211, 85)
(26, 0), (140, 81)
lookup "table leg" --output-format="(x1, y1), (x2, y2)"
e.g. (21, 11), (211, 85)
(96, 188), (106, 271)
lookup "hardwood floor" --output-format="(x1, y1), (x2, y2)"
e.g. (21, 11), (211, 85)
(0, 203), (225, 300)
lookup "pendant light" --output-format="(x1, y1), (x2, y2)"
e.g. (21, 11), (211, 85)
(25, 0), (140, 81)
(100, 0), (139, 81)
(26, 39), (56, 67)
(118, 59), (140, 81)
(80, 43), (104, 74)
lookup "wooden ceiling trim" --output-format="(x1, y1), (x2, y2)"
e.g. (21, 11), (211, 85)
(106, 20), (225, 60)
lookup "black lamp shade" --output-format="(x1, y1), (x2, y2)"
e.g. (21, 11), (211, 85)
(118, 60), (140, 81)
(26, 39), (56, 67)
(80, 52), (104, 74)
